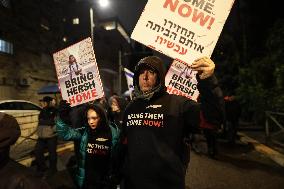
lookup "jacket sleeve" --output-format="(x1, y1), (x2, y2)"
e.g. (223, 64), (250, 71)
(197, 74), (224, 126)
(107, 123), (122, 184)
(107, 117), (128, 184)
(183, 99), (200, 135)
(110, 122), (120, 150)
(55, 118), (82, 140)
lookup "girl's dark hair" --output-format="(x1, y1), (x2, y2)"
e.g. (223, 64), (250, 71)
(84, 103), (108, 130)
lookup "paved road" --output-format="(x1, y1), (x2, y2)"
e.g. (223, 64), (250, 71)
(185, 139), (284, 189)
(26, 137), (284, 189)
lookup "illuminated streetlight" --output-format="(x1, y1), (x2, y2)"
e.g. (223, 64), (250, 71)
(90, 0), (111, 44)
(98, 0), (110, 8)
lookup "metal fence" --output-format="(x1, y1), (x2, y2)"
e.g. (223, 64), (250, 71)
(265, 111), (284, 147)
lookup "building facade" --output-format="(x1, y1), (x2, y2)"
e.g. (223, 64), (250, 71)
(0, 0), (132, 104)
(0, 0), (65, 103)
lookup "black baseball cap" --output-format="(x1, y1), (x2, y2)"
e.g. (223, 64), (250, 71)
(40, 96), (53, 102)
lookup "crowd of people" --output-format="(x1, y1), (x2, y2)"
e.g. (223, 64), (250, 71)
(0, 55), (242, 189)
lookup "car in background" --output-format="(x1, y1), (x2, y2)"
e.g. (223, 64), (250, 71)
(0, 100), (42, 114)
(0, 100), (42, 160)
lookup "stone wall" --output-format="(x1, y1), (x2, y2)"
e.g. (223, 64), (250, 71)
(9, 111), (40, 160)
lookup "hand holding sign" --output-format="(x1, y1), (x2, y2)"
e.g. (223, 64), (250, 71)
(191, 56), (215, 80)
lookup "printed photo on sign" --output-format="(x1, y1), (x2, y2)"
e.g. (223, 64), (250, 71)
(165, 60), (199, 101)
(131, 0), (235, 65)
(53, 37), (104, 107)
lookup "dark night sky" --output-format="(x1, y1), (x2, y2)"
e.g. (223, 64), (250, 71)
(94, 0), (147, 33)
(95, 0), (283, 62)
(96, 0), (283, 35)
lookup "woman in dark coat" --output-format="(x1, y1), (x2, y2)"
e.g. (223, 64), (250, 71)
(56, 103), (120, 189)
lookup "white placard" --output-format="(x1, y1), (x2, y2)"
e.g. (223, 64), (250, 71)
(53, 38), (104, 107)
(165, 60), (199, 101)
(131, 0), (235, 65)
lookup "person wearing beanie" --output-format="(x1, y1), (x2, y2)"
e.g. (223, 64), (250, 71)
(118, 56), (224, 189)
(0, 112), (51, 189)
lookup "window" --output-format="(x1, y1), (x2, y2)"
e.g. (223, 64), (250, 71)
(0, 102), (17, 110)
(41, 18), (50, 30)
(102, 21), (116, 30)
(73, 18), (80, 25)
(40, 24), (50, 30)
(0, 102), (41, 110)
(20, 102), (41, 111)
(0, 39), (13, 54)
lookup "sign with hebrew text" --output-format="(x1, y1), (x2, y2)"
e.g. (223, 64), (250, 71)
(131, 0), (235, 65)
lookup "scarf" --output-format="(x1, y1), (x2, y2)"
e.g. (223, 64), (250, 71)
(133, 84), (162, 101)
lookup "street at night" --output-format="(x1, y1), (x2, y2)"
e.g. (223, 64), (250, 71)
(1, 0), (284, 189)
(30, 135), (284, 189)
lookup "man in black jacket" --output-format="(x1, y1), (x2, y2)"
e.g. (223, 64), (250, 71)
(120, 56), (224, 189)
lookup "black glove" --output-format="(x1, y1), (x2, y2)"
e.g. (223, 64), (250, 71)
(58, 100), (71, 124)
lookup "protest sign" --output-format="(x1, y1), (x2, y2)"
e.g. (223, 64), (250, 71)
(131, 0), (235, 65)
(53, 37), (104, 107)
(165, 60), (199, 101)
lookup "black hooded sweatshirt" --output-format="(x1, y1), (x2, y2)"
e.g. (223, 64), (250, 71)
(121, 56), (224, 189)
